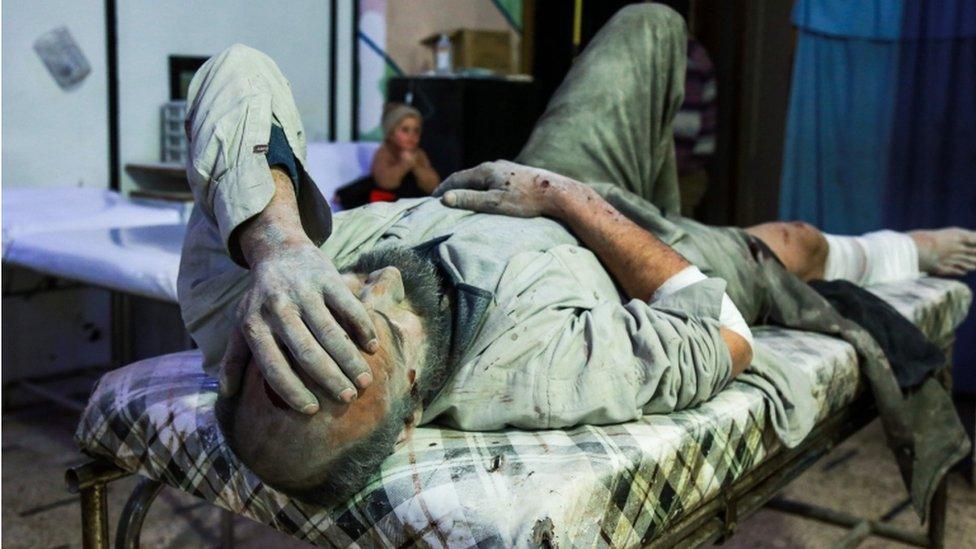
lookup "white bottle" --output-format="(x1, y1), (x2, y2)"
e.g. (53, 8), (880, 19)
(435, 34), (453, 74)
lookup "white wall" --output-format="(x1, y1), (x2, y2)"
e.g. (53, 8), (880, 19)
(117, 1), (332, 192)
(2, 0), (109, 188)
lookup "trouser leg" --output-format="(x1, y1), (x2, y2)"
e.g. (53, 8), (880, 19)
(516, 4), (687, 215)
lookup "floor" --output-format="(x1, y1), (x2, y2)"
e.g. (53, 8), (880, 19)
(2, 378), (974, 548)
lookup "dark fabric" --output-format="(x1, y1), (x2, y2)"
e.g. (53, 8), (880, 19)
(392, 172), (425, 199)
(265, 124), (332, 246)
(744, 237), (945, 391)
(809, 279), (946, 390)
(334, 176), (373, 210)
(335, 172), (427, 209)
(266, 124), (300, 188)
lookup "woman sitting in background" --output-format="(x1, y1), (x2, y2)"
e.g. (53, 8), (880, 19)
(335, 103), (440, 208)
(369, 103), (440, 202)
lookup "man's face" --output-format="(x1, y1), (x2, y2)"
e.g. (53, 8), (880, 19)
(390, 116), (421, 150)
(230, 265), (428, 484)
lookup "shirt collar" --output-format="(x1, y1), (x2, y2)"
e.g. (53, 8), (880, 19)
(411, 234), (493, 363)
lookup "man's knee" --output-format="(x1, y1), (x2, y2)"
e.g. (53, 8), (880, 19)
(786, 221), (828, 260)
(611, 3), (685, 40)
(218, 43), (274, 67)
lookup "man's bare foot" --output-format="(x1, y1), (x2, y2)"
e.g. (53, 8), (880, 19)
(909, 228), (976, 276)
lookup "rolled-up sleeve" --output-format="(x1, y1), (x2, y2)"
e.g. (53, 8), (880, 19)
(184, 44), (329, 266)
(438, 247), (734, 430)
(625, 277), (734, 413)
(540, 278), (732, 427)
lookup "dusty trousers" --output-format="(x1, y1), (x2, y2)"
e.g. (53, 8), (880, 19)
(516, 3), (969, 519)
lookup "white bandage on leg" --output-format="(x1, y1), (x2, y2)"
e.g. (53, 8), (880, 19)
(652, 266), (754, 349)
(823, 230), (919, 285)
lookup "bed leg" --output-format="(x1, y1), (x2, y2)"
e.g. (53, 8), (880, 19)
(79, 483), (110, 549)
(66, 460), (130, 549)
(115, 477), (164, 549)
(927, 478), (948, 549)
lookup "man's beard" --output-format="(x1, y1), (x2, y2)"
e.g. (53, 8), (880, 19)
(347, 245), (454, 404)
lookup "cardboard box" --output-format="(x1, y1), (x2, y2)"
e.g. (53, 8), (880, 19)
(421, 29), (516, 75)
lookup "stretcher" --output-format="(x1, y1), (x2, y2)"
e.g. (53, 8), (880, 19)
(2, 188), (192, 404)
(2, 187), (187, 257)
(5, 224), (185, 303)
(69, 276), (971, 548)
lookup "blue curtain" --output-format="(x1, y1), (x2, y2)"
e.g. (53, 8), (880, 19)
(886, 1), (976, 392)
(781, 0), (976, 392)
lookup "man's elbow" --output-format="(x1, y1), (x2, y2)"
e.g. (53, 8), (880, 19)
(720, 327), (753, 377)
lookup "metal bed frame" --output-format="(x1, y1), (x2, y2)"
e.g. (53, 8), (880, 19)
(64, 347), (959, 549)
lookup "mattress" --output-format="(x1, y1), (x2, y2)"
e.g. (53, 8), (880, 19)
(74, 277), (972, 547)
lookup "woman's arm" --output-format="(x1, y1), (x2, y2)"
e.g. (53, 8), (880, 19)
(371, 146), (413, 190)
(412, 149), (441, 194)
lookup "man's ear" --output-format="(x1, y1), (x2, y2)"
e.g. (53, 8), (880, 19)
(394, 407), (424, 450)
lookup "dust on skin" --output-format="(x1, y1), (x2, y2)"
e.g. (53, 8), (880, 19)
(231, 266), (428, 480)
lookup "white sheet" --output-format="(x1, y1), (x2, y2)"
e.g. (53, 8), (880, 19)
(4, 224), (185, 302)
(2, 144), (376, 300)
(2, 187), (189, 256)
(304, 141), (379, 208)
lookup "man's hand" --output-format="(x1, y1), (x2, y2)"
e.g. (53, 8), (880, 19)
(221, 168), (378, 414)
(434, 160), (579, 218)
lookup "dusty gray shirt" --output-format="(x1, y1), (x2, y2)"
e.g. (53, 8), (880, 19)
(181, 196), (733, 430)
(179, 43), (731, 432)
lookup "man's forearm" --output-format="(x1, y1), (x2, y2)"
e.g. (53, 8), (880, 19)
(238, 168), (310, 266)
(551, 182), (690, 301)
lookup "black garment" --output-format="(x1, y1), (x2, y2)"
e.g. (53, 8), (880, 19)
(266, 124), (300, 187)
(335, 172), (427, 209)
(390, 172), (426, 199)
(809, 279), (945, 390)
(263, 124), (332, 247)
(746, 235), (945, 390)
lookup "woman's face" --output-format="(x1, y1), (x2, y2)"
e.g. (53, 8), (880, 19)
(390, 116), (421, 150)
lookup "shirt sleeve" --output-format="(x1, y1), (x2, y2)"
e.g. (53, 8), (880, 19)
(536, 277), (734, 427)
(185, 51), (277, 266)
(184, 44), (331, 267)
(437, 247), (734, 430)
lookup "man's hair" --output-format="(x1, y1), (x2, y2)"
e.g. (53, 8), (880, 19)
(215, 246), (452, 507)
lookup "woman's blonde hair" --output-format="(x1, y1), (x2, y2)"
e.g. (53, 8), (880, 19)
(381, 102), (422, 137)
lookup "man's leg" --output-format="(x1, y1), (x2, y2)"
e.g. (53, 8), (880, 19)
(745, 222), (976, 283)
(516, 4), (687, 215)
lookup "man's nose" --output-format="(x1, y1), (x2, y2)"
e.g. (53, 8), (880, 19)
(368, 266), (405, 303)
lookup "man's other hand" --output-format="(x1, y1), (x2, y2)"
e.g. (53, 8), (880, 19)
(434, 160), (579, 218)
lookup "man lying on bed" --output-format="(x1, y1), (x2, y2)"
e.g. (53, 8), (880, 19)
(180, 7), (973, 510)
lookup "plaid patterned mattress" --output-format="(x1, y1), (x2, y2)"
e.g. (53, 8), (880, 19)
(75, 277), (971, 547)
